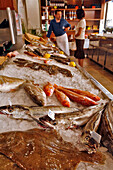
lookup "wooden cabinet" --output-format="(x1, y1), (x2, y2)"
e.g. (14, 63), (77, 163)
(0, 0), (18, 11)
(88, 37), (113, 73)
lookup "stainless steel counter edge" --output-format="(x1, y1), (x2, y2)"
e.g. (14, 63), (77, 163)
(76, 63), (113, 101)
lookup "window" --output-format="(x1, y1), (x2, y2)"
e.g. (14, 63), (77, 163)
(105, 0), (113, 28)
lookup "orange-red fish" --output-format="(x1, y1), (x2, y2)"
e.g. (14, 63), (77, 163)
(43, 82), (54, 96)
(54, 85), (98, 106)
(61, 87), (100, 101)
(54, 89), (70, 107)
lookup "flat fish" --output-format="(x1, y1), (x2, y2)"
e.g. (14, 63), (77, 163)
(0, 75), (26, 92)
(50, 55), (70, 65)
(0, 129), (105, 169)
(0, 154), (21, 170)
(13, 58), (72, 77)
(24, 82), (46, 106)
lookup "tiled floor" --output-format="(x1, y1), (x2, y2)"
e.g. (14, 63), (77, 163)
(71, 56), (113, 94)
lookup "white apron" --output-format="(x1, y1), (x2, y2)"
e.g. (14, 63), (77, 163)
(56, 33), (70, 56)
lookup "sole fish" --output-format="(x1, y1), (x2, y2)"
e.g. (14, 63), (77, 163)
(13, 58), (72, 77)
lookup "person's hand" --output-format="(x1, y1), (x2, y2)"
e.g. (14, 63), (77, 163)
(50, 37), (56, 42)
(64, 27), (70, 32)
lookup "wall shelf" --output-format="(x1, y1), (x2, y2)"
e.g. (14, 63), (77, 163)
(86, 19), (101, 21)
(51, 8), (101, 11)
(41, 0), (105, 35)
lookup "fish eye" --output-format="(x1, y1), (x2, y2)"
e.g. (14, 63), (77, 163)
(8, 107), (13, 112)
(85, 136), (89, 140)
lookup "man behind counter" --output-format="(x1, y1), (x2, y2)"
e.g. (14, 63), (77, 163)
(47, 10), (71, 56)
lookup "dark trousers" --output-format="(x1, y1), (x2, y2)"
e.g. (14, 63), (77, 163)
(74, 39), (85, 59)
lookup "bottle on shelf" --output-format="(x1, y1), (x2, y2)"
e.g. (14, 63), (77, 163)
(47, 0), (50, 6)
(45, 21), (48, 32)
(64, 0), (67, 9)
(71, 11), (73, 20)
(69, 11), (71, 20)
(73, 11), (76, 20)
(81, 0), (84, 9)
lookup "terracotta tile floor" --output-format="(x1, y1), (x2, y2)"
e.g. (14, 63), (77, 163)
(71, 56), (113, 94)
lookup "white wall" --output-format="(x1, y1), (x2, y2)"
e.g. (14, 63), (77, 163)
(106, 1), (113, 27)
(25, 0), (41, 31)
(18, 0), (27, 30)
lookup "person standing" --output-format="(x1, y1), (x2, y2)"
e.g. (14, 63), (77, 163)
(74, 8), (86, 67)
(47, 10), (71, 56)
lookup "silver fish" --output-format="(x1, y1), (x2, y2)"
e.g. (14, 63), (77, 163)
(81, 108), (104, 154)
(99, 100), (113, 155)
(0, 105), (79, 130)
(0, 104), (78, 122)
(29, 105), (79, 119)
(24, 82), (46, 106)
(0, 75), (26, 92)
(0, 105), (32, 120)
(39, 102), (106, 128)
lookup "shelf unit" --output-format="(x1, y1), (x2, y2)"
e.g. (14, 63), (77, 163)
(41, 0), (105, 37)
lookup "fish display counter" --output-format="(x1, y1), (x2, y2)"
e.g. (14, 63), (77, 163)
(0, 33), (113, 169)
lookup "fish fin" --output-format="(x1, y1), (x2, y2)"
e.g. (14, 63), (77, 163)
(54, 84), (58, 89)
(10, 89), (16, 92)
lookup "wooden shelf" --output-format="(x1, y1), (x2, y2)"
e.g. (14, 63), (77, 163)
(41, 0), (105, 36)
(86, 19), (101, 21)
(67, 30), (75, 32)
(51, 8), (101, 11)
(67, 19), (100, 22)
(84, 8), (101, 11)
(67, 19), (78, 22)
(86, 29), (99, 31)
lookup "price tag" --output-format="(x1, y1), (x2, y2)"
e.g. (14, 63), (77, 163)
(90, 131), (101, 143)
(48, 109), (55, 120)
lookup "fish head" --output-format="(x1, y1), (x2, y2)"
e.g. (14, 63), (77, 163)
(0, 105), (29, 116)
(0, 105), (15, 115)
(81, 131), (99, 153)
(82, 131), (91, 145)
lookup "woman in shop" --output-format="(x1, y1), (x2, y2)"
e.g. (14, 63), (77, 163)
(74, 8), (86, 67)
